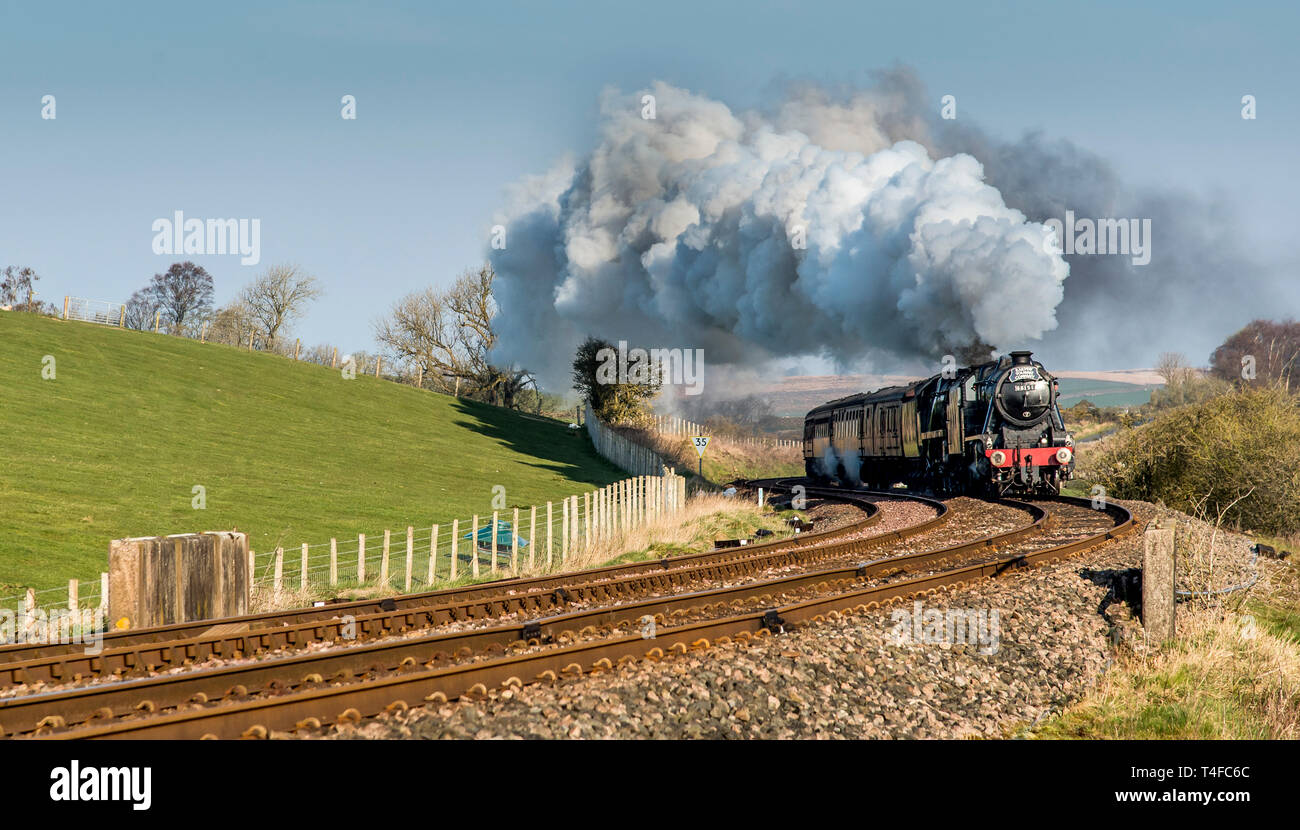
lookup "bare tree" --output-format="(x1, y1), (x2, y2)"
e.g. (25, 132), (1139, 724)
(240, 264), (321, 346)
(0, 266), (44, 312)
(208, 299), (259, 347)
(145, 261), (214, 331)
(123, 288), (160, 330)
(374, 264), (500, 394)
(1156, 352), (1194, 387)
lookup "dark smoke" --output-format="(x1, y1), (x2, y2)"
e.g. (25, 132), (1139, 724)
(489, 68), (1282, 390)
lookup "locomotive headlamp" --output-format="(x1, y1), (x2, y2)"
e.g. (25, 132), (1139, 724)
(1055, 447), (1073, 464)
(990, 450), (1007, 466)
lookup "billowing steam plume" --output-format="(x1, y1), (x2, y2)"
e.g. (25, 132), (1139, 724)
(490, 79), (1067, 387)
(490, 70), (1285, 389)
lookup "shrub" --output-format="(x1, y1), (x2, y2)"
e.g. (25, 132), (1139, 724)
(1089, 387), (1300, 536)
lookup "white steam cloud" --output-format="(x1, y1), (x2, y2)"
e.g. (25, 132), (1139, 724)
(490, 81), (1069, 387)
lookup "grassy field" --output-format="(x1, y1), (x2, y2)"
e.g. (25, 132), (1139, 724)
(0, 312), (626, 591)
(1055, 378), (1155, 409)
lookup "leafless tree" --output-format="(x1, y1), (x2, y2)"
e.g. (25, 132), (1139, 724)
(145, 261), (214, 331)
(0, 266), (47, 312)
(1156, 352), (1195, 387)
(208, 299), (259, 347)
(123, 288), (160, 330)
(239, 264), (321, 346)
(374, 264), (499, 393)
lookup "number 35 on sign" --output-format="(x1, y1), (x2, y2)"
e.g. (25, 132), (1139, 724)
(691, 436), (710, 457)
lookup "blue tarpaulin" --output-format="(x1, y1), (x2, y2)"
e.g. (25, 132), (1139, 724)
(462, 520), (529, 549)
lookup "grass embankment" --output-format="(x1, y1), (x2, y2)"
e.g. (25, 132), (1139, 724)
(1030, 557), (1300, 739)
(0, 312), (625, 590)
(1045, 387), (1300, 738)
(623, 428), (803, 484)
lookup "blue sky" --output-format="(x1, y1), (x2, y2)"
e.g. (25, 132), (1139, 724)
(2, 0), (1295, 367)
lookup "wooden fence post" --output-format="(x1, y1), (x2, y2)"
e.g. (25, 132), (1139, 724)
(154, 310), (161, 333)
(248, 548), (255, 589)
(561, 499), (569, 563)
(546, 502), (553, 567)
(380, 529), (391, 586)
(67, 578), (78, 610)
(1143, 519), (1176, 641)
(247, 331), (253, 350)
(273, 547), (284, 598)
(357, 533), (366, 582)
(490, 511), (499, 574)
(374, 355), (382, 378)
(331, 347), (338, 369)
(511, 507), (520, 573)
(471, 515), (480, 577)
(416, 365), (423, 389)
(301, 543), (309, 592)
(329, 538), (338, 587)
(294, 338), (301, 360)
(100, 572), (109, 610)
(405, 526), (414, 591)
(584, 491), (592, 553)
(528, 506), (536, 570)
(428, 524), (439, 583)
(450, 519), (459, 580)
(118, 305), (126, 328)
(199, 320), (206, 341)
(63, 296), (69, 320)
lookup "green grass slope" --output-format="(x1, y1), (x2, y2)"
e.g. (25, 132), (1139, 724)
(0, 312), (624, 589)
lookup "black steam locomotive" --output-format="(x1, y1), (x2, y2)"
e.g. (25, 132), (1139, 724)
(802, 351), (1074, 495)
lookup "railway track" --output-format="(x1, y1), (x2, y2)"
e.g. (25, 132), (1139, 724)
(0, 484), (913, 688)
(0, 488), (946, 693)
(4, 482), (1133, 740)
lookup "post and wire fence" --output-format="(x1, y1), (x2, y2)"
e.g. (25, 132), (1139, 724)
(245, 471), (687, 603)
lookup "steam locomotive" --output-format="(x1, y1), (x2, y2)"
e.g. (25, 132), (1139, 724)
(802, 351), (1074, 495)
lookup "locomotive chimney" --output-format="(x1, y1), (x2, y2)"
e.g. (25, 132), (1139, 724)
(1010, 350), (1034, 366)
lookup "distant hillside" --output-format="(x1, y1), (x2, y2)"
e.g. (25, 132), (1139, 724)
(0, 312), (624, 588)
(757, 369), (1162, 416)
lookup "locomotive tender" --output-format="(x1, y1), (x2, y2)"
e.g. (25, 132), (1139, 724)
(802, 351), (1074, 496)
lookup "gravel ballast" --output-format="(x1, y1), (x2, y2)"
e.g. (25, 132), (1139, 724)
(326, 499), (1270, 740)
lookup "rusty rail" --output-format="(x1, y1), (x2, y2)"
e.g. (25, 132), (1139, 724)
(19, 494), (1135, 740)
(0, 481), (896, 671)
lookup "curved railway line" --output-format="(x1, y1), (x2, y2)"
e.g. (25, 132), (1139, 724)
(0, 479), (1134, 740)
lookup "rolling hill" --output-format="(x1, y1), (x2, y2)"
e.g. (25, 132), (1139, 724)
(0, 312), (625, 591)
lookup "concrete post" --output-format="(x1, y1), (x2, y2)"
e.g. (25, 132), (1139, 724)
(405, 526), (414, 591)
(1142, 519), (1176, 642)
(329, 538), (338, 587)
(428, 524), (439, 584)
(511, 507), (520, 573)
(490, 511), (499, 574)
(450, 519), (459, 580)
(109, 532), (249, 628)
(472, 515), (480, 577)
